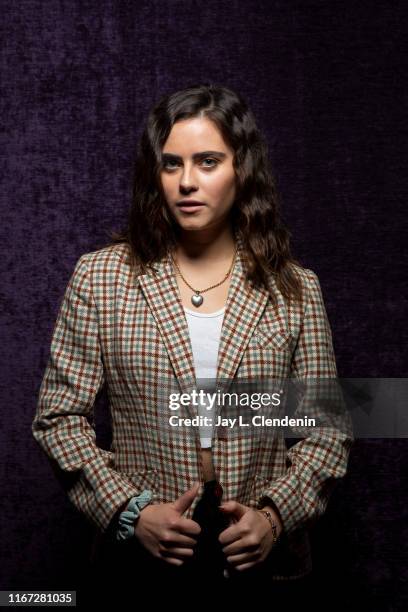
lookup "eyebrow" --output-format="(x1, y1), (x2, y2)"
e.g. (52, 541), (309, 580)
(161, 150), (227, 161)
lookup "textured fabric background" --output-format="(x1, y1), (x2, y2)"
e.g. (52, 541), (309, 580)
(1, 1), (406, 608)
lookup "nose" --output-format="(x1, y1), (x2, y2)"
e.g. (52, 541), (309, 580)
(179, 163), (197, 192)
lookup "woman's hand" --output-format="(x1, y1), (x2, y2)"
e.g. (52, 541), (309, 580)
(133, 482), (201, 566)
(218, 501), (283, 572)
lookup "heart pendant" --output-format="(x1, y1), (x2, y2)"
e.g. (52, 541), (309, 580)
(191, 293), (203, 307)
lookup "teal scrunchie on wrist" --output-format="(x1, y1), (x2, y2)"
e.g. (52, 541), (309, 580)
(115, 490), (153, 541)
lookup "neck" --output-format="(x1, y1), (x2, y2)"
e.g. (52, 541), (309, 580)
(173, 225), (237, 265)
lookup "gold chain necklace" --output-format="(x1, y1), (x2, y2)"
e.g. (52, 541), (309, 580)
(170, 246), (239, 308)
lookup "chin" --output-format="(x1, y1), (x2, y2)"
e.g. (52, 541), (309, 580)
(177, 219), (212, 231)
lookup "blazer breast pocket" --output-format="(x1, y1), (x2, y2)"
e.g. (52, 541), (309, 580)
(253, 325), (293, 351)
(238, 325), (294, 380)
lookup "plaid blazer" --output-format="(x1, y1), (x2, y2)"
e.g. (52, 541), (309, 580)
(32, 238), (352, 580)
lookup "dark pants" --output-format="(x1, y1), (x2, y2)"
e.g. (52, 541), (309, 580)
(77, 482), (314, 607)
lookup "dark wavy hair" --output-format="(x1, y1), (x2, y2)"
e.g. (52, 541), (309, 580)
(107, 83), (303, 304)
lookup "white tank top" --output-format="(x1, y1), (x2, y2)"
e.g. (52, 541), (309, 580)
(183, 305), (225, 448)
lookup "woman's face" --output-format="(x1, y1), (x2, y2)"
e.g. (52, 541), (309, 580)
(159, 116), (237, 234)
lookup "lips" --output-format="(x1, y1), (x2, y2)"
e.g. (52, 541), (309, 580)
(176, 200), (206, 213)
(176, 200), (205, 207)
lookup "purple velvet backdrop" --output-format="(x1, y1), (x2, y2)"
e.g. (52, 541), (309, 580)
(1, 1), (406, 608)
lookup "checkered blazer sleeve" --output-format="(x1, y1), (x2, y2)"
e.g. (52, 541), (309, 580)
(32, 255), (141, 533)
(258, 269), (353, 534)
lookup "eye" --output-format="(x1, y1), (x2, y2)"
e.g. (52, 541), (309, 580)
(161, 157), (218, 171)
(201, 158), (217, 168)
(162, 159), (179, 170)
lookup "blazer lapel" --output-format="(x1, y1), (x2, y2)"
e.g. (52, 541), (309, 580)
(137, 257), (197, 398)
(137, 237), (286, 416)
(215, 244), (269, 389)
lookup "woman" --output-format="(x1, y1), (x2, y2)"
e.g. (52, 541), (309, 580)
(32, 84), (352, 605)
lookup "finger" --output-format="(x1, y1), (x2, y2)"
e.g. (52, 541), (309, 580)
(233, 560), (258, 572)
(160, 556), (184, 567)
(222, 538), (259, 555)
(220, 501), (248, 520)
(161, 534), (198, 548)
(173, 482), (200, 514)
(177, 518), (202, 536)
(219, 501), (240, 513)
(226, 550), (260, 566)
(218, 524), (242, 546)
(161, 547), (195, 560)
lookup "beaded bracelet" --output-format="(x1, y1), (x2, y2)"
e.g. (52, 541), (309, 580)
(258, 509), (278, 545)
